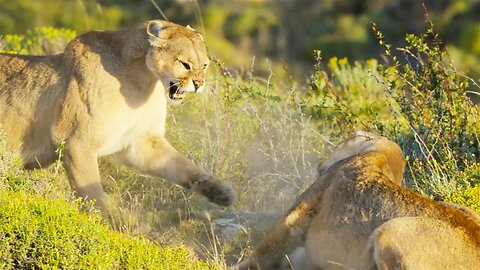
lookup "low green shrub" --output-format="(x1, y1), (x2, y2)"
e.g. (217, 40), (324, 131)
(446, 185), (480, 214)
(1, 26), (75, 54)
(0, 191), (212, 270)
(444, 163), (480, 213)
(371, 19), (480, 197)
(303, 16), (480, 199)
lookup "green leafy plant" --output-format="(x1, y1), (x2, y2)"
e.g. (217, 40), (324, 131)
(1, 26), (75, 54)
(371, 15), (480, 197)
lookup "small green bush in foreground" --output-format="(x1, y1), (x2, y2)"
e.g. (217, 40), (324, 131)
(0, 191), (212, 270)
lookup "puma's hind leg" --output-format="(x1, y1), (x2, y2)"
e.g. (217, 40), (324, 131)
(358, 217), (480, 270)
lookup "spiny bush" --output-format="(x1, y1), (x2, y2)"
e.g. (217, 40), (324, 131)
(304, 15), (480, 201)
(0, 191), (213, 270)
(371, 18), (480, 197)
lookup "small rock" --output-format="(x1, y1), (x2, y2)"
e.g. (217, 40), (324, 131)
(212, 211), (279, 242)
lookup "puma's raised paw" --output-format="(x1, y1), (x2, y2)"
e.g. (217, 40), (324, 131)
(191, 175), (237, 206)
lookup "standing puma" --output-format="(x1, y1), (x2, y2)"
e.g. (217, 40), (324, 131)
(0, 20), (237, 213)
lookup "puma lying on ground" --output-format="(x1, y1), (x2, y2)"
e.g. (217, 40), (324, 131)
(237, 131), (480, 269)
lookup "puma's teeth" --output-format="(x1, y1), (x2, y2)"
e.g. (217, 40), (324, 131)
(168, 82), (184, 100)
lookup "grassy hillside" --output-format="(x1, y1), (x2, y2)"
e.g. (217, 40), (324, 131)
(0, 191), (212, 270)
(0, 19), (479, 268)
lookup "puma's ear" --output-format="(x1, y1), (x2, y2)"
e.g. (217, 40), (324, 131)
(186, 25), (205, 41)
(147, 21), (165, 38)
(147, 21), (167, 48)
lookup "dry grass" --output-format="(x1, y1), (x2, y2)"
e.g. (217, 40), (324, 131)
(94, 63), (328, 266)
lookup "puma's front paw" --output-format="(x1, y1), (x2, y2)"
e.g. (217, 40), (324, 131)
(191, 174), (237, 206)
(235, 257), (259, 270)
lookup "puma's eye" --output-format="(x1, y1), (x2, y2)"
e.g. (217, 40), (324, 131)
(203, 64), (208, 70)
(180, 61), (191, 70)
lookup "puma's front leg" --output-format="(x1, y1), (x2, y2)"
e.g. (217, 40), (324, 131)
(117, 134), (237, 206)
(62, 142), (107, 212)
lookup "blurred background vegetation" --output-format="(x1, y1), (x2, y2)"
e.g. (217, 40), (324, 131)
(1, 0), (479, 87)
(0, 0), (479, 268)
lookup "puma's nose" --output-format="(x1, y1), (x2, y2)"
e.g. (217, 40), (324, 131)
(193, 79), (204, 91)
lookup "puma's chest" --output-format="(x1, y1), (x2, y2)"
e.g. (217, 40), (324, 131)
(96, 81), (168, 156)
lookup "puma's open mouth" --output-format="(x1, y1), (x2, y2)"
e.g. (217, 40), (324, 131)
(169, 82), (186, 100)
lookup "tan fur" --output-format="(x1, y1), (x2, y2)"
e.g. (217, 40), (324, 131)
(0, 20), (237, 213)
(236, 132), (480, 270)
